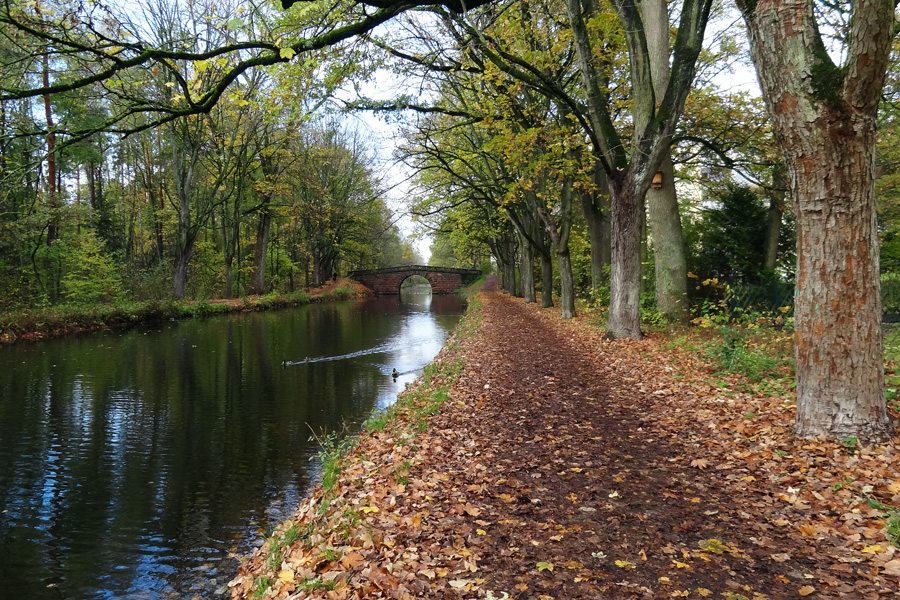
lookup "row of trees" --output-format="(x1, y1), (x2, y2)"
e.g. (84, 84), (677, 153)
(0, 0), (420, 310)
(0, 0), (895, 441)
(366, 0), (895, 442)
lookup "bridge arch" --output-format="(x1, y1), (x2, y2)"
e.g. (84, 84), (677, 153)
(348, 266), (481, 295)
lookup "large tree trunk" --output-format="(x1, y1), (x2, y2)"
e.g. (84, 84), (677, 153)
(738, 0), (895, 442)
(250, 208), (271, 295)
(644, 0), (689, 323)
(606, 176), (643, 339)
(648, 153), (689, 321)
(791, 136), (890, 440)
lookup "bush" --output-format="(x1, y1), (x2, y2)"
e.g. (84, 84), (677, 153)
(60, 232), (122, 305)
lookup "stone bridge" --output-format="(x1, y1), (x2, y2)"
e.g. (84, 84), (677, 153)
(348, 266), (482, 295)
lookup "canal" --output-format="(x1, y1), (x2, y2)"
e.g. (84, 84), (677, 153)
(0, 291), (465, 599)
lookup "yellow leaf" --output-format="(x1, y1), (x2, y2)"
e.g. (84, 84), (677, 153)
(279, 47), (296, 60)
(697, 589), (712, 597)
(536, 561), (554, 572)
(563, 560), (584, 569)
(672, 561), (691, 569)
(798, 585), (815, 596)
(476, 529), (487, 536)
(659, 577), (671, 584)
(862, 544), (884, 553)
(277, 569), (294, 583)
(360, 506), (379, 514)
(570, 467), (583, 473)
(614, 560), (636, 569)
(889, 481), (900, 494)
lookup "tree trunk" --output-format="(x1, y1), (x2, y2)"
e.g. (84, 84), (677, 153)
(606, 177), (644, 340)
(606, 176), (643, 339)
(643, 0), (689, 323)
(556, 245), (576, 319)
(763, 165), (787, 272)
(541, 249), (554, 308)
(519, 235), (536, 303)
(791, 134), (891, 440)
(648, 153), (689, 321)
(173, 242), (193, 300)
(250, 208), (271, 295)
(738, 0), (895, 442)
(581, 190), (610, 292)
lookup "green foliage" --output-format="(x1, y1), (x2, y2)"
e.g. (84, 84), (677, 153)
(308, 428), (357, 494)
(882, 273), (900, 315)
(686, 185), (794, 286)
(702, 326), (794, 384)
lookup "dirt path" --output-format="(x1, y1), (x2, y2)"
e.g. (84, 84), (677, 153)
(231, 277), (900, 599)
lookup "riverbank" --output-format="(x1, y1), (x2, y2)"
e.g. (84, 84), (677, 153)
(230, 275), (900, 599)
(0, 278), (372, 344)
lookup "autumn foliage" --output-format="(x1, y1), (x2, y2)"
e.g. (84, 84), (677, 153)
(231, 279), (900, 599)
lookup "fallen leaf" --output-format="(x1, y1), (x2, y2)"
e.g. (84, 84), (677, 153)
(277, 569), (294, 583)
(882, 559), (900, 576)
(360, 506), (379, 514)
(536, 561), (554, 572)
(691, 458), (709, 469)
(798, 585), (815, 596)
(698, 539), (729, 554)
(615, 560), (636, 569)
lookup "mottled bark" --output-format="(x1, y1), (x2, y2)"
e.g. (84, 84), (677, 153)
(738, 0), (895, 441)
(606, 175), (643, 339)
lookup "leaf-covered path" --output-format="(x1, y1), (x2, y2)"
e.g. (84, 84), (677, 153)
(231, 277), (900, 599)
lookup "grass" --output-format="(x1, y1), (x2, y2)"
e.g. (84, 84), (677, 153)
(0, 282), (363, 343)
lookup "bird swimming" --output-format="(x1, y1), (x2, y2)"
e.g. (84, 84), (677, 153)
(392, 368), (399, 378)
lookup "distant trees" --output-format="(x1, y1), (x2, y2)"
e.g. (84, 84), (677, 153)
(0, 0), (413, 308)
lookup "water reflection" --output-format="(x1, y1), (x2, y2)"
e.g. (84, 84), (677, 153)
(0, 293), (463, 599)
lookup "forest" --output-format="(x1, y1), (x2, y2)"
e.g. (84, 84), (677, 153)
(1, 0), (898, 442)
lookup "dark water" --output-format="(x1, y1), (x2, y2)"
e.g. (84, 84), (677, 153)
(0, 292), (464, 599)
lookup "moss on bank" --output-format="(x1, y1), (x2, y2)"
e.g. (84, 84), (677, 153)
(0, 279), (370, 344)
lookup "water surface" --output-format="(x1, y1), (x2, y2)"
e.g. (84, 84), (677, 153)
(0, 292), (464, 599)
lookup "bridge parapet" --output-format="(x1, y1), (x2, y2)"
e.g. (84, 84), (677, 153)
(348, 265), (482, 295)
